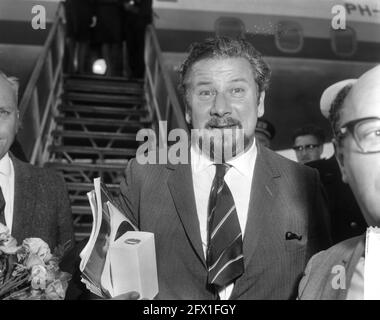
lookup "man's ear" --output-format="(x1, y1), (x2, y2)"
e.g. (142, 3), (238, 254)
(318, 144), (324, 157)
(185, 104), (192, 125)
(15, 110), (20, 133)
(181, 91), (192, 125)
(334, 140), (348, 183)
(257, 91), (265, 117)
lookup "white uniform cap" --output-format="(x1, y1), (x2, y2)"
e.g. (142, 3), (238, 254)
(319, 79), (357, 119)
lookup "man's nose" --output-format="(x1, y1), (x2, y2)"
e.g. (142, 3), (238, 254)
(301, 149), (309, 156)
(211, 92), (231, 116)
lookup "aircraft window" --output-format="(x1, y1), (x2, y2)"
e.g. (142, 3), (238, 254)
(331, 27), (357, 57)
(215, 17), (246, 39)
(275, 21), (303, 53)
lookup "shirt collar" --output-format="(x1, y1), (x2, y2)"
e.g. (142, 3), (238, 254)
(0, 152), (11, 177)
(191, 139), (257, 177)
(227, 140), (257, 177)
(191, 143), (214, 173)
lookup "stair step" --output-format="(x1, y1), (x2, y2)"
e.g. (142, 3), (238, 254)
(72, 205), (92, 215)
(52, 130), (137, 141)
(66, 92), (143, 105)
(56, 116), (150, 127)
(66, 182), (119, 191)
(70, 194), (95, 202)
(65, 79), (143, 95)
(74, 226), (92, 239)
(49, 145), (136, 157)
(45, 162), (127, 171)
(65, 73), (144, 84)
(59, 104), (148, 116)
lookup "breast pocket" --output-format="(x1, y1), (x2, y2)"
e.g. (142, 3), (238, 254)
(284, 231), (307, 253)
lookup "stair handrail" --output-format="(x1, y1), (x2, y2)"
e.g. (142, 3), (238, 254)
(144, 25), (189, 146)
(17, 2), (65, 165)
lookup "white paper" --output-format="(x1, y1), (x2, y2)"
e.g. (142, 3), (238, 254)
(107, 231), (159, 299)
(79, 177), (158, 299)
(364, 227), (380, 300)
(79, 190), (98, 271)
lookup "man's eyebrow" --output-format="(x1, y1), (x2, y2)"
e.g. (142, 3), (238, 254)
(229, 78), (249, 83)
(193, 78), (249, 87)
(193, 80), (213, 87)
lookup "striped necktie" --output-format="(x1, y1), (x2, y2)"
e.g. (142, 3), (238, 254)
(0, 186), (5, 226)
(207, 163), (244, 290)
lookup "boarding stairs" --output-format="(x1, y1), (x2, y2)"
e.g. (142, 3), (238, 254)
(16, 2), (187, 243)
(44, 75), (151, 241)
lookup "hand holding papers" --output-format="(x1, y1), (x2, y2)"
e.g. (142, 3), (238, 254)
(79, 178), (158, 299)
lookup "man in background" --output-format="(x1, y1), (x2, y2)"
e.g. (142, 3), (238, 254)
(292, 124), (325, 164)
(0, 70), (74, 250)
(122, 0), (153, 78)
(255, 118), (275, 149)
(299, 65), (380, 299)
(306, 81), (366, 244)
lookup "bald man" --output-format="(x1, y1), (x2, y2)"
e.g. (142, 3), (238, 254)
(298, 65), (380, 299)
(0, 70), (74, 250)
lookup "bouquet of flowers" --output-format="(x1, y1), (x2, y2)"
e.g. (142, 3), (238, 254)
(0, 223), (71, 300)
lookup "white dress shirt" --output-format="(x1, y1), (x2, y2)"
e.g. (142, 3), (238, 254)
(0, 152), (15, 232)
(191, 141), (257, 299)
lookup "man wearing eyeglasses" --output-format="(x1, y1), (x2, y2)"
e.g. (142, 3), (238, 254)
(298, 65), (380, 300)
(292, 125), (326, 164)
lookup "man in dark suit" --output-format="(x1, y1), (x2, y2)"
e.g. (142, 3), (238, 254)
(0, 70), (74, 250)
(292, 124), (326, 164)
(122, 0), (153, 78)
(307, 156), (366, 244)
(299, 66), (380, 299)
(118, 37), (331, 299)
(304, 81), (366, 244)
(255, 118), (275, 149)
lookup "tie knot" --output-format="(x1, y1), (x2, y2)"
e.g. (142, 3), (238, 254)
(214, 163), (230, 179)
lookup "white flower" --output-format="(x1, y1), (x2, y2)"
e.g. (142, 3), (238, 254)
(0, 222), (9, 235)
(30, 264), (48, 290)
(45, 280), (66, 300)
(22, 238), (52, 262)
(0, 224), (19, 254)
(25, 253), (45, 269)
(0, 236), (19, 254)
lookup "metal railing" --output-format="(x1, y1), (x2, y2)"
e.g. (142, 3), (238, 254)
(17, 3), (65, 166)
(144, 25), (188, 145)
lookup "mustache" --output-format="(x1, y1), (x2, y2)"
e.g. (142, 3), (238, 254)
(205, 117), (242, 129)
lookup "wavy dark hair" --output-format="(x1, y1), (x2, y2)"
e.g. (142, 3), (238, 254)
(178, 37), (271, 99)
(328, 84), (354, 137)
(292, 124), (326, 145)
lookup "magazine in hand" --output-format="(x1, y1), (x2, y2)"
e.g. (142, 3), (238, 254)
(79, 177), (159, 299)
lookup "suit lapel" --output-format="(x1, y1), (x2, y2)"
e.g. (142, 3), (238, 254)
(242, 146), (279, 269)
(11, 156), (36, 242)
(166, 162), (206, 268)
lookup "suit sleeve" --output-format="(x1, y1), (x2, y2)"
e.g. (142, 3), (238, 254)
(53, 172), (75, 250)
(298, 253), (316, 299)
(117, 159), (139, 227)
(298, 249), (330, 300)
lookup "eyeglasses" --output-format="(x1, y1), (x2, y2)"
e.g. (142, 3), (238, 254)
(336, 116), (380, 153)
(292, 144), (320, 152)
